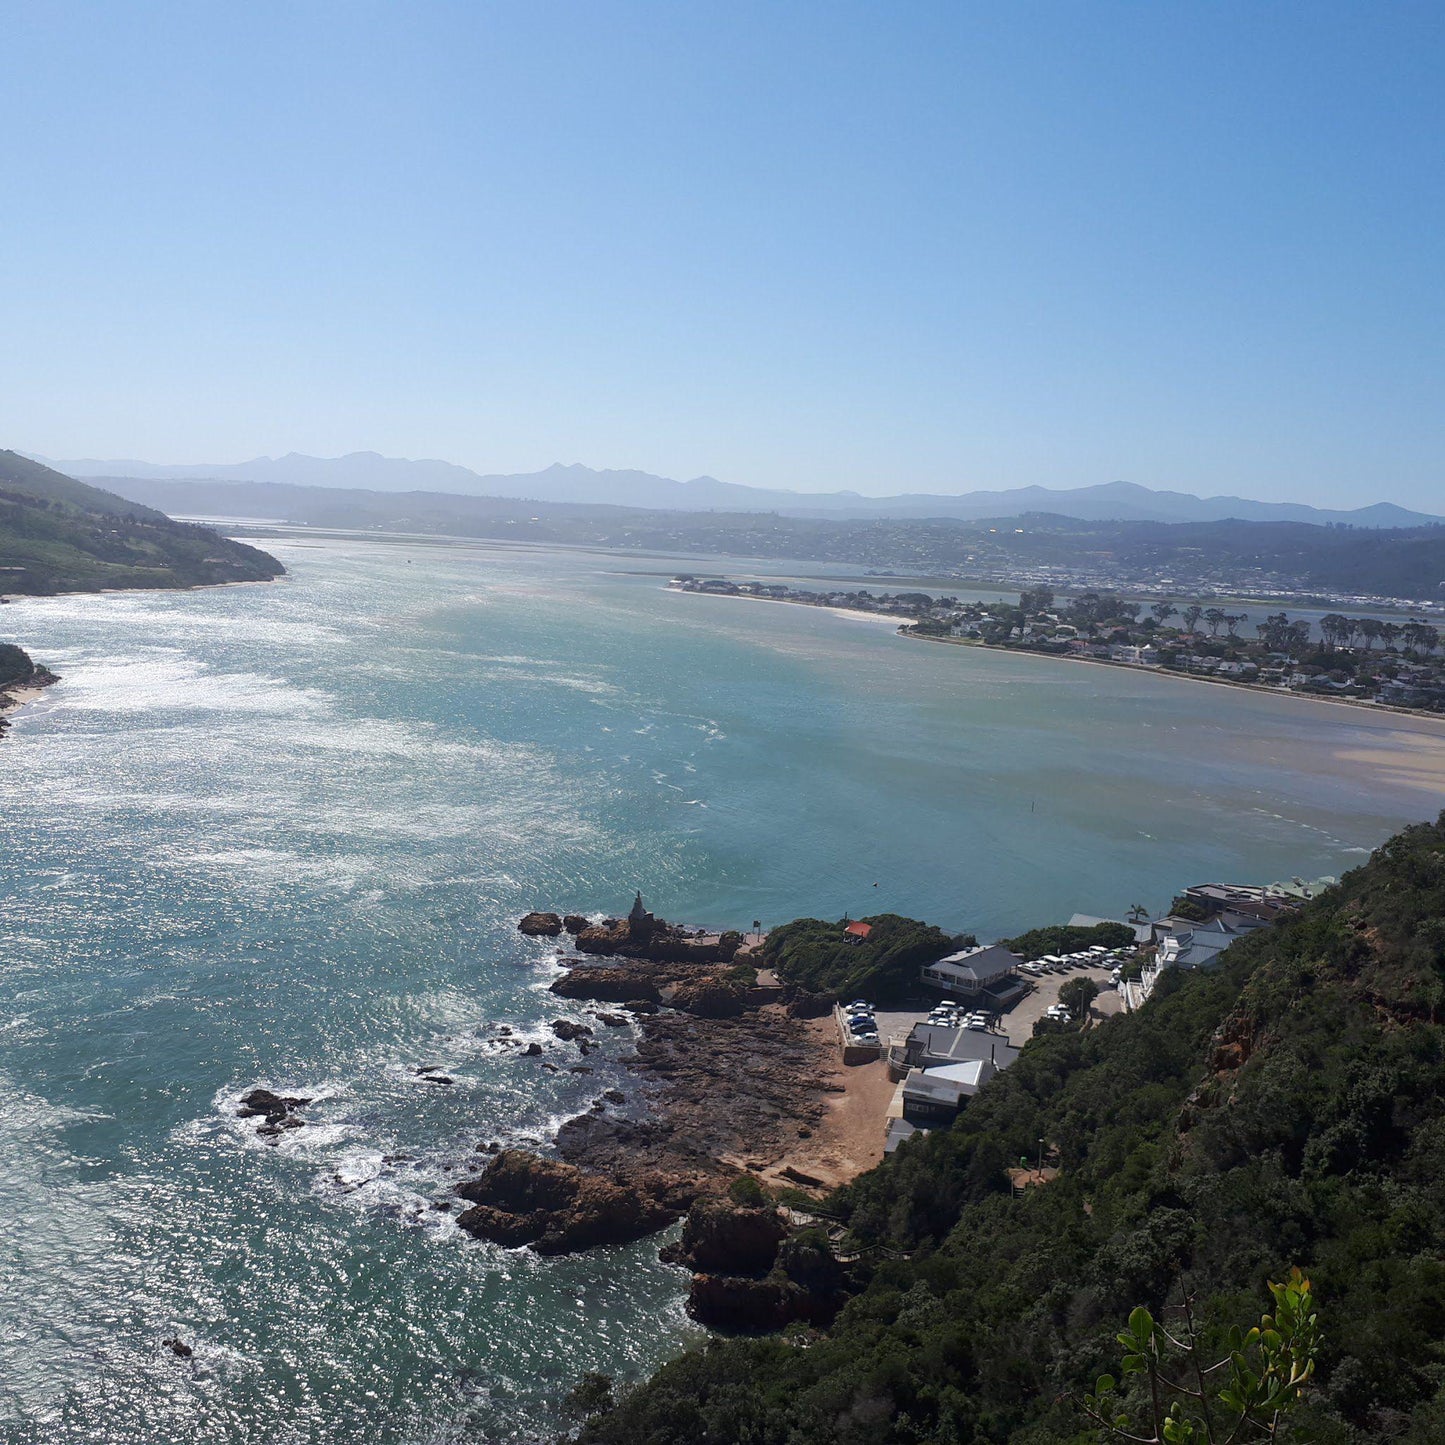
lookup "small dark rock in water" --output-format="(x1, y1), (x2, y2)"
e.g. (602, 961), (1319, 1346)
(541, 1062), (559, 1073)
(594, 1012), (630, 1027)
(414, 1065), (444, 1075)
(551, 1019), (593, 1042)
(563, 914), (591, 934)
(523, 1042), (543, 1057)
(625, 999), (659, 1015)
(424, 1075), (455, 1085)
(496, 1026), (513, 1036)
(162, 1338), (193, 1359)
(603, 1089), (626, 1105)
(518, 911), (564, 937)
(578, 1039), (596, 1055)
(431, 1199), (454, 1211)
(236, 1088), (311, 1123)
(568, 1065), (593, 1074)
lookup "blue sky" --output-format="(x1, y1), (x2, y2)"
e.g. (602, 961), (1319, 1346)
(3, 2), (1442, 506)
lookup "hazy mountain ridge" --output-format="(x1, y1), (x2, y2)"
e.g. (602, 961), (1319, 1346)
(38, 452), (1441, 528)
(88, 473), (1445, 602)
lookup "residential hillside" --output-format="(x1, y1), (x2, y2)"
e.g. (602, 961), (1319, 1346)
(579, 814), (1445, 1444)
(0, 451), (284, 594)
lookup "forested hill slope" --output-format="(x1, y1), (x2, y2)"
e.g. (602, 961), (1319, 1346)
(0, 451), (283, 594)
(581, 815), (1445, 1445)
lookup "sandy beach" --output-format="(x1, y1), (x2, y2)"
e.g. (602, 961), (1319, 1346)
(760, 1019), (894, 1190)
(0, 678), (58, 731)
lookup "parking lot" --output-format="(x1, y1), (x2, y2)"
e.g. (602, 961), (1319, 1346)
(837, 957), (1128, 1058)
(1000, 962), (1124, 1044)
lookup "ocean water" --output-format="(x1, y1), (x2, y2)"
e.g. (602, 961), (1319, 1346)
(1, 536), (1442, 1444)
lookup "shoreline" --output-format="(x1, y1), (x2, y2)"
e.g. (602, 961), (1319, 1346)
(0, 674), (59, 736)
(671, 587), (901, 627)
(668, 585), (1445, 733)
(455, 924), (887, 1256)
(902, 628), (1445, 734)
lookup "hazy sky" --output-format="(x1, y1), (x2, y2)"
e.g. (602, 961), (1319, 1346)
(4, 2), (1443, 506)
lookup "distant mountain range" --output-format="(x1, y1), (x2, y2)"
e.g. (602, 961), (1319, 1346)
(35, 451), (1444, 529)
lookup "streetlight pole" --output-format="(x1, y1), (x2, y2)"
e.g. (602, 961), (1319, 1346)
(1037, 1137), (1044, 1177)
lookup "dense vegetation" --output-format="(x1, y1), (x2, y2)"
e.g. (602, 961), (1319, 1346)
(0, 641), (37, 688)
(762, 914), (961, 1003)
(0, 450), (284, 594)
(1000, 920), (1137, 960)
(581, 815), (1445, 1444)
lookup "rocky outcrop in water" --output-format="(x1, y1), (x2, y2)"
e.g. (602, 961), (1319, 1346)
(454, 1150), (685, 1254)
(236, 1087), (311, 1143)
(518, 912), (563, 937)
(574, 919), (744, 965)
(552, 967), (662, 1003)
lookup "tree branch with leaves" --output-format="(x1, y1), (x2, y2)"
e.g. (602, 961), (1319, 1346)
(1080, 1270), (1321, 1444)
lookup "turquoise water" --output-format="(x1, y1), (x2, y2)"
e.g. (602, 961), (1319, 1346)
(2, 537), (1441, 1443)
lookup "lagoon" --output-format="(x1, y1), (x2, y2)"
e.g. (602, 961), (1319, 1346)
(1, 536), (1441, 1443)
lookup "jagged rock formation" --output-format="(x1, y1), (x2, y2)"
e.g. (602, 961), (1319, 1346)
(453, 1150), (687, 1254)
(236, 1087), (311, 1143)
(660, 1197), (849, 1331)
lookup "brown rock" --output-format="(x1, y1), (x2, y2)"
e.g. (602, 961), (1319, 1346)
(660, 1197), (787, 1275)
(551, 967), (661, 1004)
(670, 977), (748, 1018)
(518, 912), (564, 937)
(563, 914), (591, 934)
(454, 1150), (678, 1254)
(551, 1019), (594, 1042)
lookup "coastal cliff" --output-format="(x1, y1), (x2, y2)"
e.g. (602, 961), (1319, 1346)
(576, 816), (1445, 1444)
(0, 450), (284, 595)
(0, 643), (58, 739)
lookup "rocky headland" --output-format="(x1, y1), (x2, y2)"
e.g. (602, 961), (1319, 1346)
(0, 650), (59, 739)
(451, 900), (846, 1291)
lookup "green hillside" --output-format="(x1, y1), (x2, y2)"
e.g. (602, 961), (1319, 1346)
(0, 450), (283, 593)
(580, 814), (1445, 1444)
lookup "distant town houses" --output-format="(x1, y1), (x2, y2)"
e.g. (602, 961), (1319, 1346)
(668, 576), (1445, 714)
